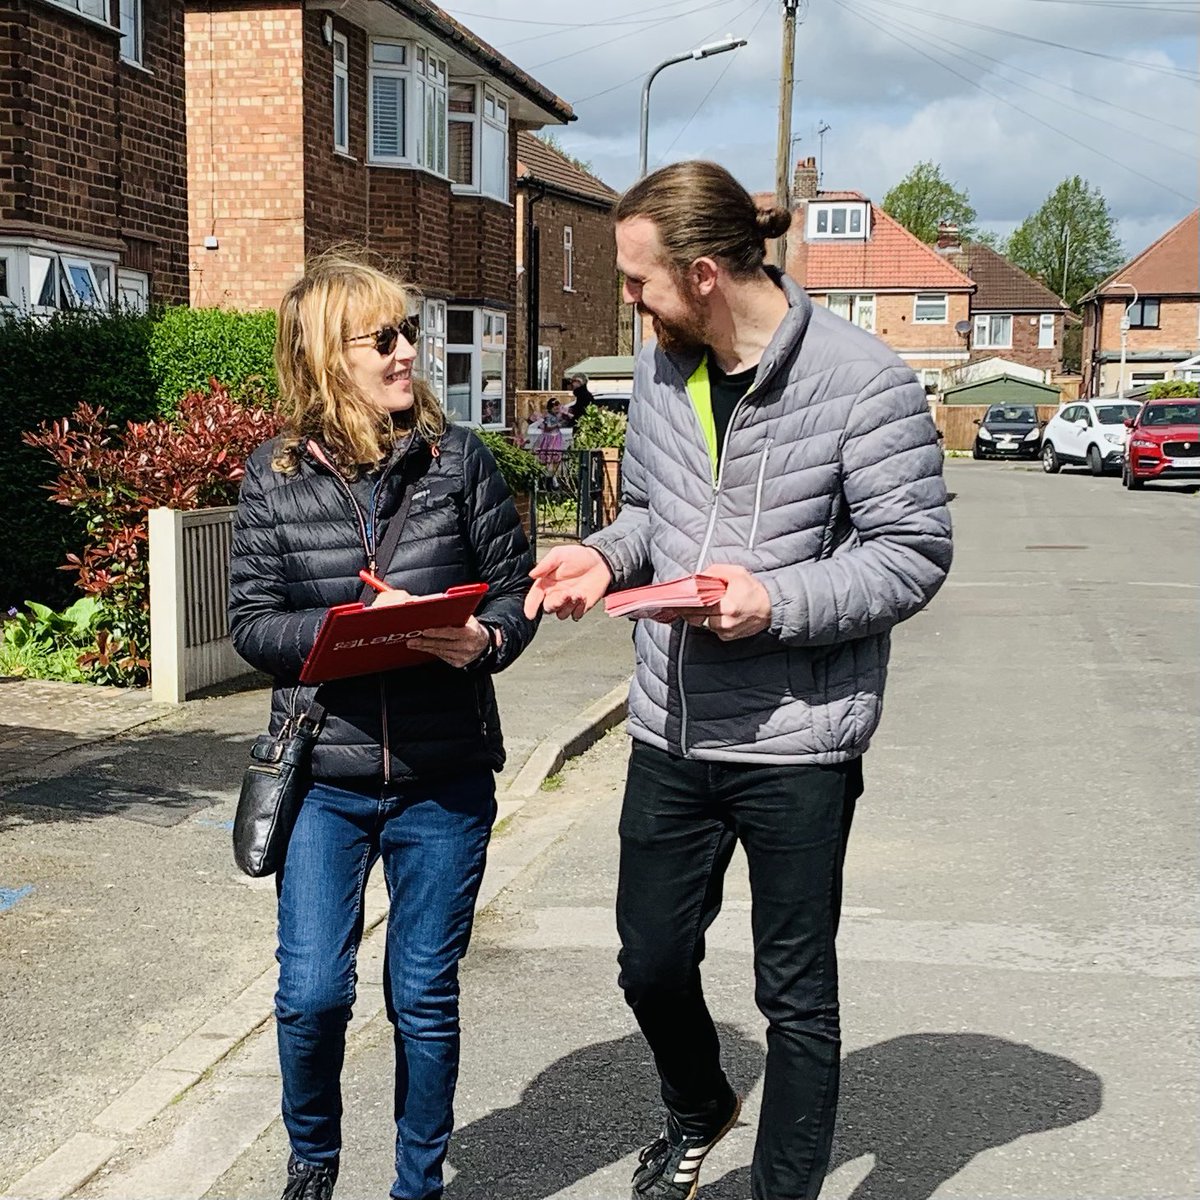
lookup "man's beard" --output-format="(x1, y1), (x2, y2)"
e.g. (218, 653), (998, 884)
(642, 288), (708, 356)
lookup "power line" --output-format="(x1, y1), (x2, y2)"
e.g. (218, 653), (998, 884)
(492, 0), (739, 50)
(833, 0), (1197, 205)
(859, 0), (1200, 82)
(849, 0), (1197, 137)
(1007, 0), (1199, 10)
(851, 0), (1198, 156)
(653, 0), (775, 167)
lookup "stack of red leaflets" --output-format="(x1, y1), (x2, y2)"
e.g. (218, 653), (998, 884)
(603, 574), (727, 619)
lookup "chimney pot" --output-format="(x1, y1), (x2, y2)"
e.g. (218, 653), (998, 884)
(793, 156), (818, 201)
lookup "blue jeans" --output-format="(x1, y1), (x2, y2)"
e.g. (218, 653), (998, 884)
(275, 771), (495, 1200)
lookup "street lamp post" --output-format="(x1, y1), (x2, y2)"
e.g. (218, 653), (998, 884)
(632, 35), (747, 355)
(1110, 282), (1139, 397)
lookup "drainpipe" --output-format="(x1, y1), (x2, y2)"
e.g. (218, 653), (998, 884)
(523, 182), (547, 388)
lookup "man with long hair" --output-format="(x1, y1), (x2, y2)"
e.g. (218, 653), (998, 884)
(525, 162), (952, 1200)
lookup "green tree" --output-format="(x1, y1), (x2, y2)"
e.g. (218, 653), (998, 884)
(882, 161), (982, 245)
(1006, 176), (1124, 309)
(534, 132), (593, 174)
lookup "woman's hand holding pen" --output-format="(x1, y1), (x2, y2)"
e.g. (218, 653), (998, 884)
(359, 569), (492, 667)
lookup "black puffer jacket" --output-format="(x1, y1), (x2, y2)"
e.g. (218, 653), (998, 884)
(228, 424), (536, 782)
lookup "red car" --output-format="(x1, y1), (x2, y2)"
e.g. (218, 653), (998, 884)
(1123, 400), (1200, 489)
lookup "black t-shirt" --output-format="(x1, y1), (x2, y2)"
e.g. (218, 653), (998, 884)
(707, 352), (757, 460)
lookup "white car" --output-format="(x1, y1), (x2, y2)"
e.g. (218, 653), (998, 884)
(1041, 398), (1143, 476)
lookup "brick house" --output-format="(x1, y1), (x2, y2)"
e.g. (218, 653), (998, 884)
(0, 0), (188, 312)
(514, 131), (618, 392)
(183, 0), (572, 429)
(1080, 209), (1199, 397)
(933, 224), (1071, 377)
(780, 159), (975, 391)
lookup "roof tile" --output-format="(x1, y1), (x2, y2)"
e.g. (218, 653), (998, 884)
(516, 132), (617, 207)
(965, 242), (1067, 311)
(1090, 209), (1199, 298)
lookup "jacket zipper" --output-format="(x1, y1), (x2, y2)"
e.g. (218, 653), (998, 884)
(677, 385), (757, 757)
(747, 438), (773, 551)
(306, 441), (410, 783)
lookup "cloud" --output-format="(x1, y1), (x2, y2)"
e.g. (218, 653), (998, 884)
(448, 0), (1198, 251)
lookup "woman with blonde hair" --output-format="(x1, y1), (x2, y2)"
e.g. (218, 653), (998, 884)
(229, 253), (536, 1200)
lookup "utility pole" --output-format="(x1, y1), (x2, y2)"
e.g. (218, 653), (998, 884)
(1061, 222), (1071, 300)
(772, 0), (800, 270)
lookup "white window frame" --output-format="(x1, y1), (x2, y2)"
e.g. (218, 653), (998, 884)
(448, 82), (477, 188)
(119, 0), (142, 65)
(368, 39), (409, 163)
(420, 298), (447, 406)
(914, 293), (948, 324)
(828, 292), (875, 332)
(48, 0), (109, 24)
(0, 249), (13, 306)
(445, 306), (507, 426)
(332, 32), (350, 154)
(116, 268), (150, 312)
(918, 368), (942, 392)
(807, 202), (869, 240)
(536, 345), (552, 391)
(480, 87), (509, 202)
(973, 312), (1012, 348)
(413, 47), (448, 175)
(0, 242), (119, 312)
(1038, 312), (1056, 349)
(563, 226), (574, 292)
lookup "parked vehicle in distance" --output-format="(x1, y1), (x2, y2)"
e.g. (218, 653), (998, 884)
(972, 404), (1042, 460)
(1041, 399), (1141, 476)
(588, 391), (631, 415)
(1122, 400), (1200, 489)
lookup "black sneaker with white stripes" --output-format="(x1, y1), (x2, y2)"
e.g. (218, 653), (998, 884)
(630, 1095), (741, 1199)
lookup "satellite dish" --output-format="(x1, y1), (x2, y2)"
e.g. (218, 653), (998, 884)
(954, 319), (972, 336)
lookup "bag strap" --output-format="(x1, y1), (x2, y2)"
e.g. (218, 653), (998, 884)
(300, 443), (429, 730)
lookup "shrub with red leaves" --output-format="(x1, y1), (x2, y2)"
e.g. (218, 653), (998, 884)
(21, 383), (282, 685)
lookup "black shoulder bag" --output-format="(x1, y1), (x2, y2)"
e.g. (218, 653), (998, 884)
(232, 474), (420, 877)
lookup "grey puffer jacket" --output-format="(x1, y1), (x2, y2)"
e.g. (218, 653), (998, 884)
(585, 272), (952, 764)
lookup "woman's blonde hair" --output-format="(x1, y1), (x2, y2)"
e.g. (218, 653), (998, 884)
(272, 251), (446, 475)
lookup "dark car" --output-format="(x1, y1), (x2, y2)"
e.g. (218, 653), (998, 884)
(972, 403), (1042, 460)
(1123, 400), (1200, 489)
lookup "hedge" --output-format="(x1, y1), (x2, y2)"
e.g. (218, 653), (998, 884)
(2, 304), (279, 609)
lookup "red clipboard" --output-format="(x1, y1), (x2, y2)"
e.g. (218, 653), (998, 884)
(299, 584), (489, 683)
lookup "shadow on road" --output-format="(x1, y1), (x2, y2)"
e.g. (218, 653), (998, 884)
(444, 1026), (764, 1200)
(707, 1033), (1102, 1200)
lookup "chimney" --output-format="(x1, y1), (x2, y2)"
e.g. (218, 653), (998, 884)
(936, 221), (961, 251)
(793, 156), (818, 201)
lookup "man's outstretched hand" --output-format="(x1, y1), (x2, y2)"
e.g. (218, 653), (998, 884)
(525, 546), (613, 621)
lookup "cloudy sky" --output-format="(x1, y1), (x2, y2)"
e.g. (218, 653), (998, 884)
(444, 0), (1199, 256)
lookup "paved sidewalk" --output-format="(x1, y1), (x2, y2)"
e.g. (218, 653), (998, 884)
(0, 607), (634, 1198)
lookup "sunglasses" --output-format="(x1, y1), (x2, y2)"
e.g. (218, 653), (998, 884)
(344, 315), (421, 356)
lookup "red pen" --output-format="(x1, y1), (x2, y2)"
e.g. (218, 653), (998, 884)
(358, 569), (394, 593)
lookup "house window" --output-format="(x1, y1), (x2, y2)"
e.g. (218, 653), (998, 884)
(918, 368), (942, 392)
(446, 307), (506, 425)
(420, 298), (447, 405)
(61, 257), (105, 307)
(973, 313), (1012, 348)
(119, 0), (142, 65)
(807, 202), (868, 240)
(332, 33), (350, 153)
(50, 0), (108, 22)
(414, 47), (447, 174)
(914, 293), (948, 324)
(1125, 297), (1160, 329)
(117, 269), (150, 312)
(5, 245), (116, 311)
(563, 226), (574, 291)
(828, 292), (874, 332)
(1131, 371), (1165, 388)
(0, 253), (11, 303)
(481, 88), (509, 202)
(536, 346), (552, 391)
(369, 40), (408, 161)
(1038, 313), (1055, 349)
(448, 83), (476, 186)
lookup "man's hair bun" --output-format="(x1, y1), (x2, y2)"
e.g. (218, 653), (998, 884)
(755, 207), (793, 239)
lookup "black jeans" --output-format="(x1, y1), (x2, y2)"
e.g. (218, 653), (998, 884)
(616, 741), (861, 1200)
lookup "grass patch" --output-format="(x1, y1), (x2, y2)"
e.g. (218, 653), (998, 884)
(540, 772), (564, 792)
(0, 639), (89, 682)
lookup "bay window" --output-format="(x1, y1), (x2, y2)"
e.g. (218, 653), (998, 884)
(420, 299), (448, 406)
(414, 47), (447, 174)
(2, 244), (118, 311)
(369, 40), (408, 161)
(481, 88), (509, 202)
(445, 307), (507, 426)
(332, 33), (349, 153)
(448, 84), (476, 186)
